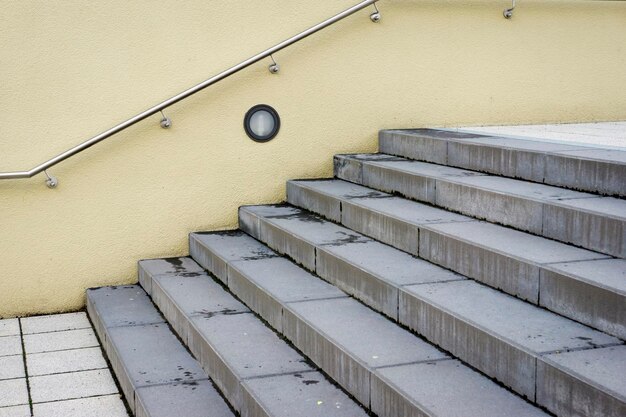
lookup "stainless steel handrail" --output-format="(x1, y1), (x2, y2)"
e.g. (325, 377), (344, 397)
(0, 0), (380, 187)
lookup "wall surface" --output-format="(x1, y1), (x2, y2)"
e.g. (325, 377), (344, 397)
(1, 0), (625, 317)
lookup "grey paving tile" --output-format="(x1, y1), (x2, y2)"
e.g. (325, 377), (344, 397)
(0, 355), (25, 380)
(137, 257), (205, 295)
(27, 347), (107, 376)
(372, 360), (548, 417)
(228, 257), (346, 330)
(21, 312), (90, 335)
(86, 286), (164, 331)
(242, 371), (369, 417)
(106, 323), (207, 410)
(30, 369), (118, 403)
(32, 394), (128, 417)
(188, 313), (311, 411)
(151, 273), (248, 343)
(24, 328), (98, 354)
(239, 205), (368, 271)
(135, 381), (233, 417)
(189, 231), (278, 284)
(0, 319), (20, 337)
(0, 378), (28, 407)
(0, 405), (30, 417)
(0, 335), (22, 358)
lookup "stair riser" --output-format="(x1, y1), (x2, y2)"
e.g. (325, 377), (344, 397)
(543, 205), (624, 258)
(379, 131), (447, 165)
(341, 201), (421, 255)
(540, 269), (626, 340)
(537, 360), (626, 417)
(379, 130), (626, 197)
(544, 154), (626, 198)
(419, 228), (540, 303)
(317, 248), (399, 319)
(335, 156), (625, 257)
(399, 290), (536, 400)
(282, 307), (372, 407)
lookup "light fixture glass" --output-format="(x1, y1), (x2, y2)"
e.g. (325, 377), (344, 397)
(244, 104), (280, 142)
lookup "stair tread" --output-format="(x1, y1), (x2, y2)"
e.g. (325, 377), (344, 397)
(135, 381), (234, 417)
(86, 285), (233, 417)
(542, 259), (626, 293)
(290, 179), (609, 264)
(379, 129), (626, 197)
(540, 345), (626, 398)
(374, 360), (547, 417)
(402, 280), (619, 354)
(193, 232), (549, 417)
(141, 261), (369, 417)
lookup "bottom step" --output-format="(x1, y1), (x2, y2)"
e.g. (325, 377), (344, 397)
(86, 285), (233, 417)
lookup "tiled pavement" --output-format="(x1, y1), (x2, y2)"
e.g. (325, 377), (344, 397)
(0, 313), (128, 417)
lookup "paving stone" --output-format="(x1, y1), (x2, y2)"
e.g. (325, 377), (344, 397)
(543, 196), (626, 258)
(541, 258), (626, 340)
(419, 220), (608, 303)
(399, 280), (620, 400)
(23, 328), (98, 354)
(30, 369), (117, 403)
(239, 205), (368, 271)
(0, 319), (20, 337)
(316, 239), (464, 319)
(287, 179), (472, 256)
(282, 297), (448, 406)
(137, 257), (205, 295)
(334, 153), (402, 184)
(241, 371), (369, 417)
(0, 378), (28, 407)
(537, 345), (626, 417)
(286, 179), (389, 222)
(135, 380), (233, 417)
(106, 323), (207, 410)
(188, 313), (311, 411)
(0, 405), (30, 417)
(0, 355), (25, 380)
(151, 273), (248, 343)
(228, 257), (346, 331)
(32, 394), (128, 417)
(21, 312), (90, 335)
(27, 346), (107, 376)
(372, 360), (548, 417)
(0, 336), (22, 357)
(86, 286), (164, 344)
(189, 231), (278, 284)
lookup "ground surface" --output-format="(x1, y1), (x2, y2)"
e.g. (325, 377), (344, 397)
(0, 312), (128, 417)
(452, 122), (626, 149)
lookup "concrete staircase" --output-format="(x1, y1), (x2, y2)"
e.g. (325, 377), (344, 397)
(87, 128), (625, 417)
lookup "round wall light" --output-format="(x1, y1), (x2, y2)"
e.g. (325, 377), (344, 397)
(244, 104), (280, 142)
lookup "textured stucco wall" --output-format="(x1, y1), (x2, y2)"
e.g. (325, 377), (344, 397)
(1, 0), (625, 317)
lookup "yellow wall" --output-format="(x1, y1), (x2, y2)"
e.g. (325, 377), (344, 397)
(1, 0), (625, 318)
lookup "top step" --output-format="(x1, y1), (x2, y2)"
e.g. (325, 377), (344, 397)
(379, 129), (626, 197)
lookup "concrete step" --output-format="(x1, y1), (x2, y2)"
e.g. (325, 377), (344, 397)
(138, 258), (369, 417)
(190, 231), (550, 417)
(379, 129), (626, 197)
(334, 153), (626, 258)
(285, 180), (626, 339)
(235, 206), (626, 416)
(85, 285), (234, 417)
